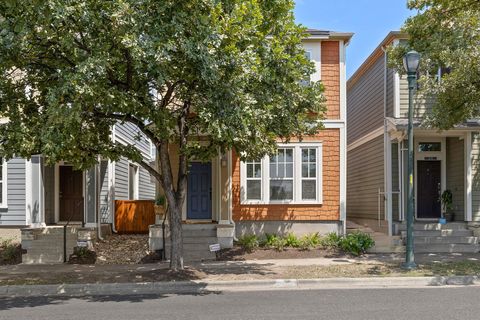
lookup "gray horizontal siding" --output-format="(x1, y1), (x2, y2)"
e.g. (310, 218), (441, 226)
(139, 167), (155, 200)
(399, 76), (436, 118)
(472, 133), (480, 221)
(115, 158), (129, 200)
(0, 158), (26, 226)
(347, 135), (385, 220)
(347, 54), (385, 145)
(99, 161), (111, 223)
(114, 122), (152, 159)
(386, 68), (395, 118)
(446, 137), (465, 220)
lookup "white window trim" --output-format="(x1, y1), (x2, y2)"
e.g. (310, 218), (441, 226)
(0, 157), (7, 208)
(128, 163), (140, 200)
(240, 143), (323, 205)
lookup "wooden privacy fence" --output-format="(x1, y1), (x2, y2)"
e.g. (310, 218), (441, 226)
(115, 200), (155, 234)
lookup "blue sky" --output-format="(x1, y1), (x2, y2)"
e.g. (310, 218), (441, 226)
(294, 0), (414, 78)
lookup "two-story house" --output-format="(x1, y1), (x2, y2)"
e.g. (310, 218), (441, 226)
(347, 31), (480, 253)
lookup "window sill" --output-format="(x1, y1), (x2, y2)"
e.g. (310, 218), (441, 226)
(240, 200), (323, 206)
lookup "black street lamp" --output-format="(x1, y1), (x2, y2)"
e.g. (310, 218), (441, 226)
(402, 50), (420, 270)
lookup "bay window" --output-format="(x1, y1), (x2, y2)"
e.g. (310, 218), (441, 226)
(240, 143), (322, 204)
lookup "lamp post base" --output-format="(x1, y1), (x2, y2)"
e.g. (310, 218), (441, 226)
(401, 261), (417, 270)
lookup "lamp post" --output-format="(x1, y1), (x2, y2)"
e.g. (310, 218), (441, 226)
(402, 50), (420, 270)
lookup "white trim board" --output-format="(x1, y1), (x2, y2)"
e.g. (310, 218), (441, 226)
(347, 126), (384, 152)
(0, 157), (7, 209)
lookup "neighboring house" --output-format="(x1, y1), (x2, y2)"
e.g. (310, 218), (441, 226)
(346, 31), (480, 252)
(0, 122), (156, 262)
(161, 29), (352, 261)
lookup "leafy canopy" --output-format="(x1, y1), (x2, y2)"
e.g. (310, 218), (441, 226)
(389, 0), (480, 129)
(0, 0), (325, 168)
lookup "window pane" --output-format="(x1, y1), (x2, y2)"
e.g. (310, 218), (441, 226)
(270, 163), (277, 178)
(270, 180), (293, 201)
(285, 149), (293, 162)
(309, 149), (316, 162)
(302, 164), (308, 178)
(278, 149), (285, 162)
(285, 163), (293, 178)
(247, 181), (261, 200)
(418, 142), (441, 152)
(302, 180), (316, 200)
(254, 164), (261, 178)
(309, 164), (316, 178)
(278, 164), (285, 178)
(302, 149), (309, 162)
(247, 163), (253, 178)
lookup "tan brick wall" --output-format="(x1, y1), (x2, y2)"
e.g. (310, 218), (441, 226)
(321, 41), (340, 120)
(232, 129), (340, 221)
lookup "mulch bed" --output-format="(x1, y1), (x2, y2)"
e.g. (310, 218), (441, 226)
(93, 234), (155, 264)
(216, 246), (343, 261)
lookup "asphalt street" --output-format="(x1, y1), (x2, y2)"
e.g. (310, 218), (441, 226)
(0, 287), (478, 320)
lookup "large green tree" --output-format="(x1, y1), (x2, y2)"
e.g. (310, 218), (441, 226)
(391, 0), (480, 129)
(0, 0), (325, 270)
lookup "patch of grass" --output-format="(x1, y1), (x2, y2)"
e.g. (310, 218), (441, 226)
(419, 261), (480, 276)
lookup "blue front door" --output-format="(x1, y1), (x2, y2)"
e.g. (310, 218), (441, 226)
(187, 162), (212, 220)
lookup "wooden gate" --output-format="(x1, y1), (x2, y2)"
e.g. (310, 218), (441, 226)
(115, 200), (155, 234)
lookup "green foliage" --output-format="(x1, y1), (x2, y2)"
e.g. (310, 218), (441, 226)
(283, 233), (300, 248)
(299, 232), (321, 250)
(0, 238), (18, 262)
(339, 232), (375, 256)
(441, 189), (453, 212)
(260, 233), (280, 248)
(388, 0), (480, 129)
(155, 195), (166, 206)
(320, 232), (342, 249)
(237, 234), (259, 252)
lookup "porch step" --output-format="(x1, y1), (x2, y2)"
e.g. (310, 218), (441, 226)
(396, 222), (468, 232)
(414, 244), (480, 253)
(401, 230), (473, 237)
(165, 224), (219, 262)
(182, 236), (218, 244)
(413, 236), (478, 245)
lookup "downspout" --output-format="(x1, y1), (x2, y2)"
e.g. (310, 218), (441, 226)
(97, 156), (103, 241)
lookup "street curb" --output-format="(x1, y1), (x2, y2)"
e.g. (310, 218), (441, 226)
(1, 276), (479, 297)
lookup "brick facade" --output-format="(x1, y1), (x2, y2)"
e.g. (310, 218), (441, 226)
(232, 129), (341, 221)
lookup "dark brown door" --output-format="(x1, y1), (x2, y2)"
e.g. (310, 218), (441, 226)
(59, 166), (84, 222)
(417, 160), (441, 219)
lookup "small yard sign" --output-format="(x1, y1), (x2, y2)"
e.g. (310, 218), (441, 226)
(209, 243), (221, 252)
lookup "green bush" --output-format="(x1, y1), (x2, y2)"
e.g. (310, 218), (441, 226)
(0, 238), (18, 263)
(299, 232), (321, 250)
(284, 233), (300, 248)
(339, 232), (375, 256)
(237, 234), (259, 252)
(260, 233), (280, 248)
(272, 237), (287, 251)
(320, 232), (342, 249)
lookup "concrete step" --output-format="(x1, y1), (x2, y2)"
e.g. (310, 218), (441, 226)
(414, 244), (480, 253)
(183, 230), (217, 237)
(367, 245), (405, 253)
(22, 254), (64, 264)
(401, 230), (473, 237)
(182, 236), (218, 244)
(413, 236), (479, 245)
(396, 223), (469, 232)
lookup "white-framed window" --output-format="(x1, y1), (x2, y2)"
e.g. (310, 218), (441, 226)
(128, 163), (139, 200)
(0, 157), (7, 208)
(240, 143), (323, 204)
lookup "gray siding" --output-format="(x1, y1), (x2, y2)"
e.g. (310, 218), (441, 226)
(115, 158), (129, 200)
(0, 158), (26, 226)
(100, 161), (111, 223)
(446, 137), (465, 220)
(347, 54), (386, 144)
(472, 133), (480, 221)
(399, 76), (436, 118)
(386, 68), (395, 118)
(114, 122), (152, 159)
(347, 135), (385, 220)
(139, 167), (155, 200)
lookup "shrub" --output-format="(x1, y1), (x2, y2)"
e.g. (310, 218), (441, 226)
(260, 233), (280, 248)
(237, 234), (259, 252)
(299, 232), (321, 250)
(339, 232), (375, 256)
(0, 238), (19, 263)
(320, 232), (342, 249)
(284, 233), (300, 248)
(272, 237), (287, 251)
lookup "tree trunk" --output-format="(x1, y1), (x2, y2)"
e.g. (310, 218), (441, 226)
(168, 202), (184, 271)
